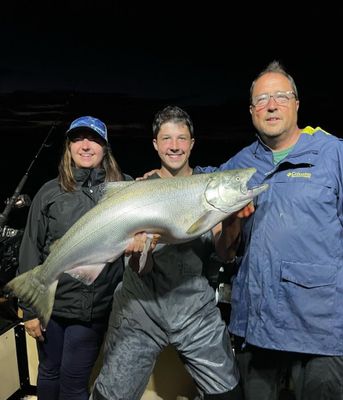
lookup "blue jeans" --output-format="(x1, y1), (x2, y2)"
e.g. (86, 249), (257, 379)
(37, 317), (106, 400)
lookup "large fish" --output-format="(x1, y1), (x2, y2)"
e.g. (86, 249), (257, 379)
(5, 168), (268, 326)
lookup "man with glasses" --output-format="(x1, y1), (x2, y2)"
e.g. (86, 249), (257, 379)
(195, 60), (343, 400)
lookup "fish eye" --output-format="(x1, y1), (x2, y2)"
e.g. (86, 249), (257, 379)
(235, 177), (240, 181)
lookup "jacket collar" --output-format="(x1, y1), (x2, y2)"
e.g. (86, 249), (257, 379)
(72, 167), (106, 187)
(252, 127), (321, 164)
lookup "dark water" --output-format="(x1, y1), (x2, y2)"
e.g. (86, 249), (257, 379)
(0, 91), (341, 229)
(0, 92), (249, 228)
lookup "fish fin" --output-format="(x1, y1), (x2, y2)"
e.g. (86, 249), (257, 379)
(4, 266), (58, 329)
(138, 234), (154, 273)
(186, 212), (215, 235)
(65, 264), (107, 285)
(99, 181), (136, 203)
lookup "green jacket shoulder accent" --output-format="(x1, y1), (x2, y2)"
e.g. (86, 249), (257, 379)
(301, 126), (330, 135)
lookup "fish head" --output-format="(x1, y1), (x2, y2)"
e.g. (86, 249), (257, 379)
(204, 168), (268, 214)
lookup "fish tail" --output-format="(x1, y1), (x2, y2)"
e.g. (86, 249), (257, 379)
(4, 265), (58, 328)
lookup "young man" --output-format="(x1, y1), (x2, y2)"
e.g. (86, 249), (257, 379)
(90, 106), (249, 400)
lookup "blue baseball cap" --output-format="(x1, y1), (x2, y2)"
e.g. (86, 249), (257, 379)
(66, 116), (108, 143)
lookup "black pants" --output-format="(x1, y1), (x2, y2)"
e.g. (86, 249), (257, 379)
(233, 336), (343, 400)
(203, 384), (243, 399)
(37, 317), (106, 400)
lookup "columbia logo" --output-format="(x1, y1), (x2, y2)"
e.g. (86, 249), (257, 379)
(287, 172), (312, 178)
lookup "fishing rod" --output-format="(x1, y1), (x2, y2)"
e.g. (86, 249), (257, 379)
(0, 123), (57, 229)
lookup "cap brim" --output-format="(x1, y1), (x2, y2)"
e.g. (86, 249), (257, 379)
(66, 127), (107, 143)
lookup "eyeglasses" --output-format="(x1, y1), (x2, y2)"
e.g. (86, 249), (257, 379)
(251, 91), (297, 108)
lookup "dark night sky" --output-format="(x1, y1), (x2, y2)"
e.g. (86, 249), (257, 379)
(1, 2), (341, 98)
(1, 2), (342, 228)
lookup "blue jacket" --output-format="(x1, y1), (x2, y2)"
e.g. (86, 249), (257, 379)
(196, 127), (343, 355)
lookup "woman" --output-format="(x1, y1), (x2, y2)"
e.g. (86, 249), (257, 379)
(18, 116), (131, 400)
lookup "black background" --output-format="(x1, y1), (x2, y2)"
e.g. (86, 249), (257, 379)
(1, 2), (342, 228)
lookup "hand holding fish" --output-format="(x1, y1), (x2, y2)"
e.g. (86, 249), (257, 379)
(125, 232), (160, 256)
(126, 232), (161, 274)
(214, 202), (255, 263)
(235, 201), (255, 218)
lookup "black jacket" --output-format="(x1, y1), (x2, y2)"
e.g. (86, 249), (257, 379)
(18, 168), (132, 322)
